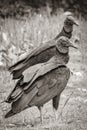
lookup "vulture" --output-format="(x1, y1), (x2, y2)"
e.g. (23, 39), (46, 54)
(5, 36), (77, 123)
(5, 56), (70, 123)
(8, 15), (78, 80)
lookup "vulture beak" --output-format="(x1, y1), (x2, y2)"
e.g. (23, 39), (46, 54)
(66, 15), (79, 26)
(73, 20), (79, 26)
(69, 41), (78, 49)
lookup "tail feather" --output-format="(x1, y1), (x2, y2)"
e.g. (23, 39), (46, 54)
(8, 58), (26, 72)
(53, 95), (60, 110)
(5, 110), (15, 118)
(6, 85), (24, 103)
(11, 64), (27, 79)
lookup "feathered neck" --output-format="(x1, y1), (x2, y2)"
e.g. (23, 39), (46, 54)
(55, 27), (72, 40)
(63, 27), (72, 35)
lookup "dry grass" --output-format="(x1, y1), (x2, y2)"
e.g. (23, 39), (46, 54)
(0, 7), (87, 130)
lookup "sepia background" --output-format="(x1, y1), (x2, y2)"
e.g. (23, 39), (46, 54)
(0, 0), (87, 130)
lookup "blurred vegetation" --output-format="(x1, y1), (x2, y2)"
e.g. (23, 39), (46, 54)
(0, 0), (87, 19)
(0, 0), (87, 74)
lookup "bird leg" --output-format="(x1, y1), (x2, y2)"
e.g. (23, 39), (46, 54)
(52, 95), (60, 121)
(21, 112), (27, 126)
(53, 108), (58, 121)
(38, 106), (43, 124)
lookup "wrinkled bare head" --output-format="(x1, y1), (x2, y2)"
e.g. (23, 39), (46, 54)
(57, 36), (77, 54)
(64, 15), (79, 33)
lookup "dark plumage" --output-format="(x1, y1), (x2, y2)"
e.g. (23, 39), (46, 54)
(8, 36), (77, 79)
(5, 57), (70, 120)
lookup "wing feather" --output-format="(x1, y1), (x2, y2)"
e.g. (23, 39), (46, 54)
(23, 56), (65, 91)
(9, 39), (56, 72)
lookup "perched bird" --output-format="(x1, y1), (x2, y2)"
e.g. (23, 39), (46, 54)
(8, 36), (77, 79)
(5, 56), (70, 123)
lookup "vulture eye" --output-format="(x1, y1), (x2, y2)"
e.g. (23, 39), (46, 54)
(61, 41), (67, 47)
(67, 20), (73, 26)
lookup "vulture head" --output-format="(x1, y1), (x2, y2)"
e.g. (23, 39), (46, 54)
(64, 15), (79, 33)
(56, 36), (77, 54)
